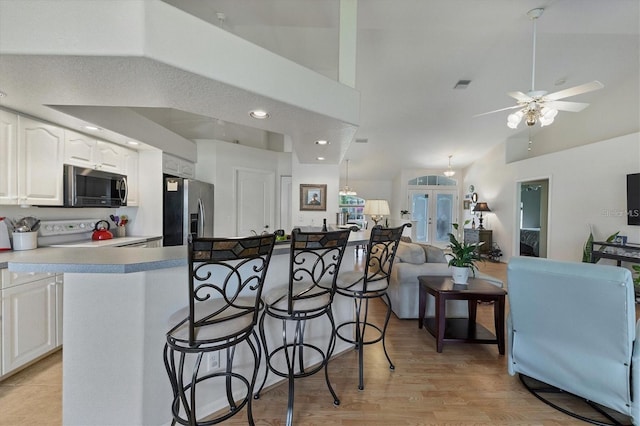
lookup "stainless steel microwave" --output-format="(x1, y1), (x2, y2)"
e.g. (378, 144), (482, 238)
(63, 165), (127, 207)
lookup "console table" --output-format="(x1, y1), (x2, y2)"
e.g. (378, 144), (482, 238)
(464, 229), (492, 257)
(590, 241), (640, 266)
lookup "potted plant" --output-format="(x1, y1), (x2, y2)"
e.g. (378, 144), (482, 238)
(447, 221), (484, 284)
(632, 265), (640, 301)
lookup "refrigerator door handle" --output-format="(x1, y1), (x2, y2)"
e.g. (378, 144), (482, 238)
(198, 198), (205, 237)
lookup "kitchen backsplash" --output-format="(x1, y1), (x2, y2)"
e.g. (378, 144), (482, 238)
(0, 206), (136, 225)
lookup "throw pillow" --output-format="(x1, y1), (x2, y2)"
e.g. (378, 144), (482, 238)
(394, 241), (426, 264)
(418, 244), (447, 264)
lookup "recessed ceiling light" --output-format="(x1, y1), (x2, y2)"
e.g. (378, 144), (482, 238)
(315, 140), (329, 145)
(316, 157), (325, 161)
(84, 125), (101, 131)
(249, 110), (269, 119)
(0, 91), (7, 98)
(127, 141), (139, 146)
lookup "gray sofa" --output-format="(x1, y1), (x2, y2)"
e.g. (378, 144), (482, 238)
(386, 241), (503, 319)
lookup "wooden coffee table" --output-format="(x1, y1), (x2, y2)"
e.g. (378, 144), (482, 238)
(418, 275), (506, 354)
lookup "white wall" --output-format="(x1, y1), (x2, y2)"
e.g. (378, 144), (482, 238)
(464, 132), (640, 263)
(196, 139), (291, 237)
(292, 154), (339, 228)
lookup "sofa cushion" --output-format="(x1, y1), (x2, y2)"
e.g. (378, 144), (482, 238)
(395, 242), (426, 264)
(394, 262), (452, 283)
(418, 244), (447, 263)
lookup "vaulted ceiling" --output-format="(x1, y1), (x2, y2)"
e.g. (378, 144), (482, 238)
(1, 0), (638, 180)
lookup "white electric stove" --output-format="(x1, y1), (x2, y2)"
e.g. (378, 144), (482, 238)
(39, 219), (151, 248)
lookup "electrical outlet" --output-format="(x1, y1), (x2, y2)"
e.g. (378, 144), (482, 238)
(207, 351), (220, 371)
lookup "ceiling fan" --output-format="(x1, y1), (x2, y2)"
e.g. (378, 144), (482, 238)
(477, 8), (604, 129)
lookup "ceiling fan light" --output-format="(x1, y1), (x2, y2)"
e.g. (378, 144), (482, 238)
(541, 107), (558, 119)
(507, 110), (524, 129)
(538, 107), (558, 127)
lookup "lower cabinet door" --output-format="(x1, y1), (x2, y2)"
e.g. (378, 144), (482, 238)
(1, 277), (56, 374)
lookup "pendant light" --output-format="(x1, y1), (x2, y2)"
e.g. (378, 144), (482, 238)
(339, 159), (357, 196)
(443, 155), (455, 177)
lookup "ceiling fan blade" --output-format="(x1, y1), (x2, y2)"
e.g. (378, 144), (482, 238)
(544, 100), (590, 112)
(544, 80), (604, 101)
(473, 105), (523, 118)
(507, 91), (533, 102)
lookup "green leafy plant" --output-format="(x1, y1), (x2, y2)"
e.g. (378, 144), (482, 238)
(582, 225), (619, 263)
(633, 265), (640, 287)
(447, 221), (484, 276)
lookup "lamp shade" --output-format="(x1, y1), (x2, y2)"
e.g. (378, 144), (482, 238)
(473, 202), (491, 212)
(364, 199), (390, 216)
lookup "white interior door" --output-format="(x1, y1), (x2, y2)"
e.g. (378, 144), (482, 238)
(409, 189), (456, 245)
(236, 169), (275, 236)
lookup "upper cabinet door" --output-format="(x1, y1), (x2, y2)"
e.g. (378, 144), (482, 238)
(64, 129), (97, 167)
(18, 116), (65, 206)
(95, 141), (124, 173)
(0, 110), (18, 204)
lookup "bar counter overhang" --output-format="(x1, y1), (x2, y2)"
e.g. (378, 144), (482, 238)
(7, 232), (368, 425)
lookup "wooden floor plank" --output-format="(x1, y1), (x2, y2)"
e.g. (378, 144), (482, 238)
(0, 259), (598, 425)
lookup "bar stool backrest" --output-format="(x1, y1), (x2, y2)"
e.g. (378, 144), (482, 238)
(364, 224), (411, 292)
(287, 228), (351, 314)
(187, 234), (276, 345)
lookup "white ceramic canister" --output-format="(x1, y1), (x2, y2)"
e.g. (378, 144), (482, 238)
(12, 231), (38, 251)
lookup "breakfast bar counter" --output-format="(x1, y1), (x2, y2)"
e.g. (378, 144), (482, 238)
(6, 232), (368, 426)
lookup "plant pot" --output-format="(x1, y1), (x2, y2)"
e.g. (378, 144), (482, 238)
(451, 266), (470, 284)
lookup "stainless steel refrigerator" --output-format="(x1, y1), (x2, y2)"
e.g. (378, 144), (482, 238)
(163, 175), (214, 246)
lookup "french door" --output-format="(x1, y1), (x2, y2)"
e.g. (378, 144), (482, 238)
(409, 189), (457, 245)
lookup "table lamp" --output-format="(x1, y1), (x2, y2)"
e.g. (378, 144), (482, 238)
(472, 202), (491, 230)
(364, 199), (390, 226)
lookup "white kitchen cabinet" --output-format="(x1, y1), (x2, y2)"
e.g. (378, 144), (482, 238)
(17, 116), (65, 206)
(55, 274), (63, 347)
(95, 140), (125, 173)
(64, 129), (127, 174)
(1, 273), (57, 375)
(123, 148), (139, 206)
(64, 129), (97, 166)
(145, 238), (162, 248)
(0, 110), (18, 204)
(163, 153), (195, 178)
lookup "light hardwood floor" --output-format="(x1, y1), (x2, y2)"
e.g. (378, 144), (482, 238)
(0, 259), (591, 425)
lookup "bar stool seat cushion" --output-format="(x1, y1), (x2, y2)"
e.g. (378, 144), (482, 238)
(263, 282), (330, 312)
(336, 271), (388, 293)
(168, 297), (256, 345)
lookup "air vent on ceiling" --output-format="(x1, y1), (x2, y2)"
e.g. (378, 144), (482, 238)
(454, 80), (472, 89)
(355, 138), (368, 143)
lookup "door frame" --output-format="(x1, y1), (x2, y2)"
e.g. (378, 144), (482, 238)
(235, 167), (275, 237)
(408, 188), (458, 246)
(515, 176), (552, 258)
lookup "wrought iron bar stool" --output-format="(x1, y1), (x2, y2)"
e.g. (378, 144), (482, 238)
(254, 228), (351, 426)
(335, 224), (410, 390)
(164, 233), (277, 426)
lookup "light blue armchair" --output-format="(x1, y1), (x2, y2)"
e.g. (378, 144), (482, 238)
(507, 256), (639, 424)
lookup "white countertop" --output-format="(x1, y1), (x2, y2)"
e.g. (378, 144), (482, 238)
(4, 246), (187, 273)
(47, 236), (161, 248)
(3, 230), (370, 274)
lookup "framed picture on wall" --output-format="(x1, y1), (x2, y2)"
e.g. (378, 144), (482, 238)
(300, 184), (327, 211)
(463, 200), (471, 210)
